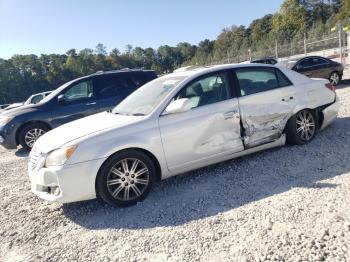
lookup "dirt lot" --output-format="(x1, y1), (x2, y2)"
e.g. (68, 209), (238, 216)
(1, 74), (350, 262)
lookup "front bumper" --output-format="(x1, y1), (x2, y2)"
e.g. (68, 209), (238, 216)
(320, 94), (340, 130)
(28, 157), (107, 203)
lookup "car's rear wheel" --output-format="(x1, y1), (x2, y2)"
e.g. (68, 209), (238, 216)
(286, 109), (318, 145)
(96, 150), (156, 207)
(19, 123), (50, 151)
(329, 71), (341, 86)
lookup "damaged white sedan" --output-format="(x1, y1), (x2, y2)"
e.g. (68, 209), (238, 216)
(28, 64), (339, 206)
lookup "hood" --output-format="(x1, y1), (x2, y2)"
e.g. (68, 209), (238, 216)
(1, 103), (40, 117)
(34, 112), (143, 153)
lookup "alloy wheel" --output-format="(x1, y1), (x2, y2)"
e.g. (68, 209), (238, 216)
(296, 110), (316, 141)
(330, 72), (340, 85)
(106, 158), (150, 201)
(24, 128), (46, 148)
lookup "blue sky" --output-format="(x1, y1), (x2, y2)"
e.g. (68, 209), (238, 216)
(0, 0), (284, 59)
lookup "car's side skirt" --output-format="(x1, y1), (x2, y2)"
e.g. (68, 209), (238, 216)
(167, 134), (286, 178)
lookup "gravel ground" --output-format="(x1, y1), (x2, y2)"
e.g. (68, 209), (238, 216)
(1, 76), (350, 262)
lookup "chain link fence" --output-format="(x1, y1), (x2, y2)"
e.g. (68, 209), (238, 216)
(208, 30), (350, 67)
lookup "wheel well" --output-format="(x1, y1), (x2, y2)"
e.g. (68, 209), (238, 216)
(283, 108), (321, 134)
(97, 147), (162, 182)
(329, 70), (341, 79)
(15, 121), (52, 145)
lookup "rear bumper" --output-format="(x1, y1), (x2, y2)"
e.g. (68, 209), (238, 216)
(28, 157), (107, 203)
(320, 95), (340, 130)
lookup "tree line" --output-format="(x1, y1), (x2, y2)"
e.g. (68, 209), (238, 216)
(0, 0), (349, 104)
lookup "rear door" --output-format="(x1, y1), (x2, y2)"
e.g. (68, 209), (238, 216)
(235, 67), (296, 148)
(130, 71), (157, 88)
(159, 70), (244, 172)
(94, 73), (136, 112)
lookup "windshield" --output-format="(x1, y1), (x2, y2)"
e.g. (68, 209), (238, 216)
(39, 79), (76, 104)
(112, 76), (186, 116)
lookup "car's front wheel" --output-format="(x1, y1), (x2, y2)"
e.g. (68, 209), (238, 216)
(286, 109), (318, 145)
(19, 123), (50, 151)
(96, 150), (156, 207)
(329, 71), (341, 86)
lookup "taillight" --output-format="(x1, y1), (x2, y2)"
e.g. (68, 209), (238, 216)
(325, 83), (335, 92)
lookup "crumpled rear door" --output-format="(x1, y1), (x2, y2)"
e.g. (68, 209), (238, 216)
(235, 67), (297, 148)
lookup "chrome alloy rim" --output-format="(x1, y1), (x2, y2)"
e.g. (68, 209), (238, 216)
(107, 158), (149, 201)
(296, 111), (316, 141)
(330, 73), (339, 85)
(25, 128), (46, 148)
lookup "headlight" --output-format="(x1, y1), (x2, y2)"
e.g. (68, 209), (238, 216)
(45, 145), (77, 167)
(0, 116), (14, 127)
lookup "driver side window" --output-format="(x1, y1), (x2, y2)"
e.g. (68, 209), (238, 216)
(175, 72), (231, 109)
(63, 81), (93, 102)
(299, 59), (313, 68)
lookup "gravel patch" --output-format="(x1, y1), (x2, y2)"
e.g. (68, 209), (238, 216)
(1, 80), (350, 262)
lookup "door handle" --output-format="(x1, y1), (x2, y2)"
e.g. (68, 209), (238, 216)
(86, 102), (96, 106)
(282, 96), (294, 102)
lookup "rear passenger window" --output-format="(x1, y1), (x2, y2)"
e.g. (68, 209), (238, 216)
(276, 69), (293, 87)
(312, 58), (329, 66)
(130, 72), (157, 88)
(236, 68), (279, 96)
(95, 74), (133, 99)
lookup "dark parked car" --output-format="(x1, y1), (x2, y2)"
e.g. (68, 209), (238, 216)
(251, 58), (277, 65)
(0, 69), (157, 151)
(278, 56), (344, 86)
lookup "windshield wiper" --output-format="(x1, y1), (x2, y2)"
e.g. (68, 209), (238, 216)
(131, 113), (145, 116)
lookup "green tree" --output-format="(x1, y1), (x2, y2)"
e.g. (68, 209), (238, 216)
(272, 0), (308, 42)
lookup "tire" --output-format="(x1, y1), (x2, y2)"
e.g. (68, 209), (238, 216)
(329, 71), (341, 86)
(96, 150), (156, 207)
(286, 109), (318, 145)
(18, 123), (50, 151)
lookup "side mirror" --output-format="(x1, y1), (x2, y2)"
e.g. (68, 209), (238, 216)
(57, 94), (65, 103)
(164, 98), (192, 115)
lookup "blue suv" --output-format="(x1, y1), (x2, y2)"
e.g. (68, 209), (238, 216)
(0, 69), (157, 151)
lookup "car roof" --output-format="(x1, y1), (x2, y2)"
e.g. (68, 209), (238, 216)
(92, 69), (155, 76)
(251, 57), (276, 61)
(168, 63), (278, 78)
(66, 69), (156, 83)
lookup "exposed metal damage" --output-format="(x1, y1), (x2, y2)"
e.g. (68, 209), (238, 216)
(241, 112), (292, 148)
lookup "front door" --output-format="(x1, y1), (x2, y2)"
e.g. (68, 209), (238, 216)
(296, 58), (315, 77)
(50, 79), (98, 127)
(159, 71), (244, 172)
(235, 67), (296, 148)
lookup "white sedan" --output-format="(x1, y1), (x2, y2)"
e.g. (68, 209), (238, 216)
(28, 64), (339, 206)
